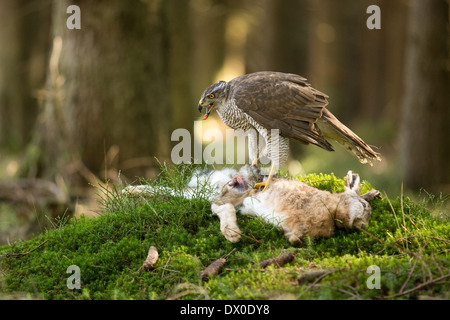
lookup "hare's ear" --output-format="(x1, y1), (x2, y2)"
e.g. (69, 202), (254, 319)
(344, 170), (360, 195)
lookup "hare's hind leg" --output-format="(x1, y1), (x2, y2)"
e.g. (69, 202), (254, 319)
(361, 190), (381, 202)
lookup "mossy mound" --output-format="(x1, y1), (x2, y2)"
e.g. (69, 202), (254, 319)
(1, 164), (449, 300)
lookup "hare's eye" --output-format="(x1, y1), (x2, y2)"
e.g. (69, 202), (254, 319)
(360, 201), (367, 209)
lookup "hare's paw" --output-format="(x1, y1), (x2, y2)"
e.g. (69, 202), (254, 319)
(221, 224), (242, 243)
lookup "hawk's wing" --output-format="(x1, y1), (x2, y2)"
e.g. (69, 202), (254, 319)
(229, 71), (334, 151)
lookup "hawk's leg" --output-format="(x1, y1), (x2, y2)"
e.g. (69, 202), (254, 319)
(248, 128), (266, 166)
(254, 162), (276, 192)
(251, 145), (266, 166)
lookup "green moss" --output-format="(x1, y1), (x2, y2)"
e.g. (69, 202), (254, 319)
(0, 163), (449, 300)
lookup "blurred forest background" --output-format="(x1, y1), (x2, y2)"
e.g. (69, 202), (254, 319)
(0, 0), (448, 244)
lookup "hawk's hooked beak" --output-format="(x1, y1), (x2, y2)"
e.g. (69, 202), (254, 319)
(198, 100), (214, 120)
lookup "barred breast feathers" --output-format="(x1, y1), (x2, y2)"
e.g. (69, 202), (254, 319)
(217, 98), (253, 131)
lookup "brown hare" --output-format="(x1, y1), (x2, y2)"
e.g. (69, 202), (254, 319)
(211, 165), (380, 245)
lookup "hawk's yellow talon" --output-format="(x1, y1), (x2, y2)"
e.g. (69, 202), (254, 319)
(255, 165), (275, 191)
(255, 181), (267, 190)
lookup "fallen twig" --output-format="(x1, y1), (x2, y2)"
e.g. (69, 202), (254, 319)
(297, 269), (337, 298)
(354, 225), (417, 258)
(430, 252), (445, 277)
(161, 256), (172, 278)
(0, 239), (49, 259)
(337, 285), (362, 300)
(399, 258), (418, 294)
(423, 235), (450, 243)
(297, 269), (336, 285)
(387, 273), (450, 298)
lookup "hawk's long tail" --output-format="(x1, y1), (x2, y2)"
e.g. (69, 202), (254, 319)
(316, 109), (382, 166)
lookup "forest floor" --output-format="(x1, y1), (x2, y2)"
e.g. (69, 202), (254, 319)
(0, 163), (449, 300)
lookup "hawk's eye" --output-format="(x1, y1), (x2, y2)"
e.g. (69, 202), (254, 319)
(209, 94), (215, 99)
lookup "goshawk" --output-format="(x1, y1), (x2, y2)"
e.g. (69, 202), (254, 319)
(198, 71), (381, 190)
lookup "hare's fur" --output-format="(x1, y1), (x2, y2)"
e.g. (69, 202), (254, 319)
(211, 165), (380, 245)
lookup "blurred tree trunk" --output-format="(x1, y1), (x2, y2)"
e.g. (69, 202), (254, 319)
(356, 0), (407, 122)
(0, 0), (51, 152)
(379, 0), (407, 123)
(399, 0), (449, 192)
(190, 1), (227, 100)
(307, 0), (331, 94)
(264, 0), (308, 74)
(307, 0), (350, 119)
(21, 0), (191, 191)
(356, 2), (383, 121)
(164, 0), (194, 132)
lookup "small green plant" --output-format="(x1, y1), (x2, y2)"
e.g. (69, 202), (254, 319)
(0, 162), (448, 300)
